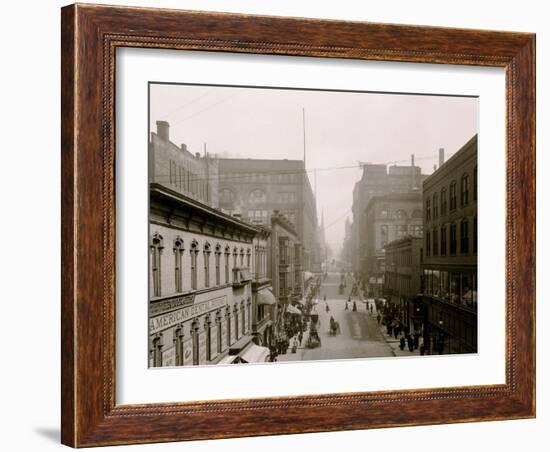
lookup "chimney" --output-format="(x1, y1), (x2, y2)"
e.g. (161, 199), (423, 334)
(195, 152), (201, 159)
(411, 154), (415, 167)
(439, 148), (445, 168)
(156, 121), (170, 141)
(180, 143), (188, 152)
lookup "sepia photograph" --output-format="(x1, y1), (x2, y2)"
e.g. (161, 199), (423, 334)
(148, 82), (478, 368)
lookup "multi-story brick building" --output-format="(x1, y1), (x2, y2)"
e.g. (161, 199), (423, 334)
(384, 236), (423, 330)
(149, 120), (219, 208)
(364, 192), (423, 296)
(216, 158), (320, 272)
(421, 135), (478, 354)
(350, 160), (426, 278)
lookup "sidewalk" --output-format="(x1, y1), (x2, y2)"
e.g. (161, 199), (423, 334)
(376, 319), (421, 357)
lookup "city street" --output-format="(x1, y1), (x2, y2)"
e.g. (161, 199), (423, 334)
(278, 273), (394, 362)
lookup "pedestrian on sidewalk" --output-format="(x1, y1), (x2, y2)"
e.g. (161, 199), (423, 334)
(298, 331), (303, 345)
(407, 334), (414, 352)
(399, 336), (406, 351)
(377, 313), (381, 324)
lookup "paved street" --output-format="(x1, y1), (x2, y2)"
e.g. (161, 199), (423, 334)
(278, 273), (394, 362)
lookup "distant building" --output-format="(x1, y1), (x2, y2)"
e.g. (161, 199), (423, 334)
(421, 135), (478, 354)
(364, 192), (423, 297)
(350, 159), (426, 278)
(384, 236), (423, 331)
(149, 120), (219, 207)
(216, 158), (320, 272)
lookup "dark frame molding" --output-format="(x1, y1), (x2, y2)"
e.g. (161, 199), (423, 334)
(61, 3), (535, 447)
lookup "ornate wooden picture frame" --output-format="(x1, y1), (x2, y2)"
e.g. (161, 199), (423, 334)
(61, 3), (535, 447)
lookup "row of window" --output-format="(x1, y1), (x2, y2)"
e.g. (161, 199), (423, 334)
(425, 217), (477, 258)
(379, 208), (423, 220)
(150, 233), (252, 298)
(168, 160), (211, 203)
(220, 172), (298, 185)
(151, 301), (251, 366)
(379, 223), (423, 248)
(423, 269), (477, 310)
(426, 169), (477, 222)
(220, 189), (297, 204)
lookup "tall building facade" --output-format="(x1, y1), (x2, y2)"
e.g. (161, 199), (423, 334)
(421, 135), (478, 354)
(364, 192), (423, 296)
(216, 158), (320, 272)
(350, 161), (426, 278)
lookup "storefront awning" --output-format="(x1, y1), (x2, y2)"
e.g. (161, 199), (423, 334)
(239, 344), (270, 363)
(304, 271), (314, 281)
(257, 289), (276, 305)
(286, 304), (302, 315)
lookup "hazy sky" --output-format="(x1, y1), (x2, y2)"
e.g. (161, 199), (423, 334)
(150, 83), (478, 252)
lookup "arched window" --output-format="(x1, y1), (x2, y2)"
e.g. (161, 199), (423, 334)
(440, 226), (447, 256)
(150, 233), (164, 297)
(151, 333), (164, 367)
(174, 325), (184, 366)
(203, 242), (211, 288)
(191, 320), (199, 365)
(450, 223), (457, 255)
(433, 193), (438, 219)
(461, 173), (470, 207)
(190, 240), (199, 290)
(204, 315), (212, 362)
(246, 248), (251, 268)
(220, 188), (234, 203)
(233, 247), (238, 268)
(426, 230), (431, 256)
(411, 209), (422, 219)
(214, 243), (221, 286)
(433, 227), (439, 256)
(234, 305), (239, 341)
(441, 188), (447, 216)
(450, 181), (457, 211)
(240, 247), (245, 266)
(248, 189), (266, 203)
(224, 245), (230, 284)
(173, 237), (184, 293)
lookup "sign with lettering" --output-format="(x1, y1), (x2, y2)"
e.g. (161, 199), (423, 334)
(149, 293), (195, 316)
(149, 296), (227, 334)
(183, 337), (193, 365)
(162, 346), (176, 367)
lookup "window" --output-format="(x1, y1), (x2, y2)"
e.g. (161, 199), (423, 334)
(433, 228), (439, 256)
(203, 242), (211, 288)
(410, 224), (423, 237)
(226, 309), (232, 347)
(150, 233), (164, 297)
(441, 188), (447, 216)
(234, 305), (239, 340)
(220, 189), (233, 203)
(215, 244), (221, 285)
(224, 246), (230, 284)
(396, 224), (408, 238)
(205, 316), (211, 361)
(249, 189), (266, 203)
(191, 320), (199, 365)
(433, 193), (438, 219)
(239, 248), (244, 266)
(380, 224), (388, 248)
(440, 226), (447, 256)
(246, 249), (251, 268)
(216, 312), (222, 354)
(460, 219), (469, 254)
(461, 174), (470, 207)
(395, 209), (408, 220)
(411, 209), (422, 219)
(426, 230), (431, 257)
(279, 192), (296, 203)
(152, 333), (163, 367)
(425, 198), (431, 222)
(450, 223), (457, 255)
(173, 237), (184, 293)
(450, 181), (457, 211)
(169, 160), (176, 185)
(190, 240), (199, 290)
(248, 209), (268, 225)
(233, 247), (238, 268)
(174, 326), (184, 366)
